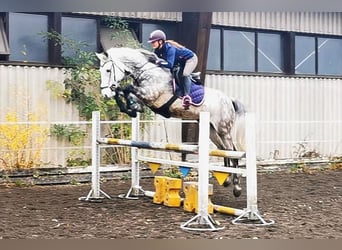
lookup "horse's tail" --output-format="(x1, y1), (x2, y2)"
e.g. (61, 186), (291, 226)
(231, 99), (247, 152)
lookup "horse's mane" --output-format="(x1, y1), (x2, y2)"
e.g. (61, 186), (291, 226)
(106, 47), (157, 64)
(134, 48), (172, 74)
(106, 47), (171, 75)
(136, 48), (159, 63)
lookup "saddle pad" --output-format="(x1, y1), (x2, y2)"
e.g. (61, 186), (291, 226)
(173, 81), (205, 106)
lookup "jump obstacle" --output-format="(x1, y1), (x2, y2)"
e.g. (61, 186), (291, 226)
(80, 111), (274, 231)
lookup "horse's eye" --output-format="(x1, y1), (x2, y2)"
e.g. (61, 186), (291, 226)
(106, 69), (111, 73)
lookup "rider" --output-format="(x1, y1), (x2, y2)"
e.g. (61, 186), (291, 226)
(147, 29), (198, 109)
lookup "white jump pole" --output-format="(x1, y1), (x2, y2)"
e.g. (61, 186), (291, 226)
(79, 111), (111, 201)
(232, 112), (274, 225)
(118, 112), (147, 199)
(181, 112), (224, 231)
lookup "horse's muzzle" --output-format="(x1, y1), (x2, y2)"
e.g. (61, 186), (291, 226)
(101, 87), (116, 98)
(109, 82), (118, 91)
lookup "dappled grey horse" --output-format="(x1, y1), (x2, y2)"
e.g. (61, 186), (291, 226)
(96, 47), (247, 197)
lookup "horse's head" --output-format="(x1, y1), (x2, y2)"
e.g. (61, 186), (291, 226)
(96, 51), (128, 98)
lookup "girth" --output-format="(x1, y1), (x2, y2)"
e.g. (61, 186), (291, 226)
(149, 95), (178, 118)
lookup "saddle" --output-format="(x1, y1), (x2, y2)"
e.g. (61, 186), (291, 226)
(172, 66), (205, 106)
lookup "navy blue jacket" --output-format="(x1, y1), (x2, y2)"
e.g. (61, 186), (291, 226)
(154, 42), (194, 69)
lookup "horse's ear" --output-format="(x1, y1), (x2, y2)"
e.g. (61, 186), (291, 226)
(95, 52), (108, 62)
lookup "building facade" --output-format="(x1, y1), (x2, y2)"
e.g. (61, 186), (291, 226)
(0, 12), (341, 167)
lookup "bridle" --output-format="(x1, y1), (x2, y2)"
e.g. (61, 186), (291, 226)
(100, 60), (126, 92)
(98, 50), (178, 118)
(100, 57), (158, 92)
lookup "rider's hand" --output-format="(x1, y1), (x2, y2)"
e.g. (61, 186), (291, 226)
(156, 59), (168, 66)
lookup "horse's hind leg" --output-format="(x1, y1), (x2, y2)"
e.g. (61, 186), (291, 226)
(231, 158), (242, 197)
(222, 157), (231, 186)
(217, 133), (242, 197)
(210, 125), (242, 197)
(223, 157), (242, 197)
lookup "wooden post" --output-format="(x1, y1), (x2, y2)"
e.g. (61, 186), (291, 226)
(178, 12), (212, 160)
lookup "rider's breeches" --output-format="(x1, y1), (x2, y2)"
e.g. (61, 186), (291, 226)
(182, 54), (198, 95)
(183, 54), (198, 76)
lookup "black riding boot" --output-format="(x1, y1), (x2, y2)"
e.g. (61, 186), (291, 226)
(181, 76), (192, 109)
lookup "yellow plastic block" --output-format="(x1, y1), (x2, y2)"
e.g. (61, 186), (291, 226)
(153, 176), (166, 204)
(163, 177), (182, 207)
(183, 182), (214, 214)
(183, 182), (197, 212)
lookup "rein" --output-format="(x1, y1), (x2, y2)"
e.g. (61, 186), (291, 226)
(102, 58), (158, 88)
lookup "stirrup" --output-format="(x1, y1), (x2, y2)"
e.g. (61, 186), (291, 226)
(182, 95), (191, 109)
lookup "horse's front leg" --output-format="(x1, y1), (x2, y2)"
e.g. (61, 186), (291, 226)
(114, 88), (137, 118)
(126, 92), (144, 113)
(123, 85), (145, 114)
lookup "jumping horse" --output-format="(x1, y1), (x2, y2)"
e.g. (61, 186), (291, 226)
(96, 47), (247, 197)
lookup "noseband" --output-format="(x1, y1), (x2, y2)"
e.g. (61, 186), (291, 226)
(100, 60), (125, 91)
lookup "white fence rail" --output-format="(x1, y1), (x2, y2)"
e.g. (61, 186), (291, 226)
(0, 65), (341, 168)
(0, 117), (341, 169)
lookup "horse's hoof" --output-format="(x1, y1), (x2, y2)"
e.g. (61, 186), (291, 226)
(223, 180), (231, 187)
(233, 186), (242, 197)
(233, 177), (240, 185)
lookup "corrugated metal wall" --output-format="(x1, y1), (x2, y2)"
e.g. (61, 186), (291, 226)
(205, 74), (342, 159)
(78, 12), (182, 22)
(0, 67), (341, 167)
(0, 65), (79, 122)
(212, 12), (342, 35)
(0, 65), (87, 168)
(208, 12), (342, 159)
(83, 12), (342, 36)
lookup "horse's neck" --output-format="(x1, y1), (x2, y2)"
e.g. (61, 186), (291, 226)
(130, 66), (174, 105)
(115, 49), (174, 103)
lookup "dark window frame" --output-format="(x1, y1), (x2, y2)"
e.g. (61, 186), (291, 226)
(0, 12), (101, 67)
(208, 25), (342, 78)
(294, 32), (342, 77)
(0, 13), (179, 67)
(0, 15), (10, 56)
(208, 25), (287, 75)
(7, 12), (51, 64)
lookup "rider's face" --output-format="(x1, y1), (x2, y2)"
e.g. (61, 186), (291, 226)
(151, 40), (162, 49)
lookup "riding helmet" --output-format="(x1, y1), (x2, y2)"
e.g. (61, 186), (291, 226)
(148, 30), (166, 43)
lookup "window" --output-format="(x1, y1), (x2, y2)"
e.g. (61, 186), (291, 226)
(223, 30), (255, 72)
(208, 28), (284, 74)
(257, 33), (283, 73)
(141, 23), (177, 51)
(61, 16), (98, 59)
(295, 36), (315, 74)
(8, 13), (49, 63)
(0, 18), (9, 55)
(317, 37), (342, 76)
(208, 29), (342, 76)
(295, 34), (342, 76)
(207, 28), (220, 70)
